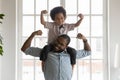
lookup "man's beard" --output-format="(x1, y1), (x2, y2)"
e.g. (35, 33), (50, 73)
(51, 44), (64, 53)
(54, 49), (64, 53)
(52, 48), (64, 53)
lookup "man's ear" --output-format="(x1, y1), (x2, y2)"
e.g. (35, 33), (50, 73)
(65, 16), (67, 20)
(66, 45), (68, 48)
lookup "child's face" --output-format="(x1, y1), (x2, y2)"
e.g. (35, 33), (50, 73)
(54, 13), (66, 25)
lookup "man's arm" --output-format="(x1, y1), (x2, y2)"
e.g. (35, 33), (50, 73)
(74, 14), (84, 27)
(21, 30), (42, 52)
(76, 33), (91, 59)
(40, 10), (48, 26)
(77, 33), (91, 51)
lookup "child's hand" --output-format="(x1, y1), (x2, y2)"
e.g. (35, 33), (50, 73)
(78, 13), (84, 19)
(41, 10), (48, 14)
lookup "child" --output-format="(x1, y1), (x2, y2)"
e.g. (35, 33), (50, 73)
(40, 6), (84, 70)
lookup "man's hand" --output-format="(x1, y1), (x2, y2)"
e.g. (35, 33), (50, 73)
(32, 30), (42, 36)
(77, 33), (86, 40)
(41, 10), (48, 14)
(77, 33), (91, 51)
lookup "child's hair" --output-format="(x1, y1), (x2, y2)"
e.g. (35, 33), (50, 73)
(50, 6), (66, 21)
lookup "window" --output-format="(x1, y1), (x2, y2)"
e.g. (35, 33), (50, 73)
(18, 0), (108, 80)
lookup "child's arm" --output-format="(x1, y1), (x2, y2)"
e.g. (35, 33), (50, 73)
(40, 10), (48, 26)
(74, 13), (84, 27)
(41, 61), (45, 72)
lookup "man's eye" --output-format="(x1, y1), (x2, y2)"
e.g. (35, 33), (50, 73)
(60, 43), (64, 46)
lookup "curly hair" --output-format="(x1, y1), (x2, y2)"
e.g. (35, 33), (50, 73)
(50, 6), (66, 21)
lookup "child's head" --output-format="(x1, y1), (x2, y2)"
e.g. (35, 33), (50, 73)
(50, 6), (66, 25)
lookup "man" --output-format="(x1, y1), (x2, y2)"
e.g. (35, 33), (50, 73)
(21, 30), (91, 80)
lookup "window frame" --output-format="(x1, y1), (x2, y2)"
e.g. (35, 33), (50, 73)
(16, 0), (109, 80)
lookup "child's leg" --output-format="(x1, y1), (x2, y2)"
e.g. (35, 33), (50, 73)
(41, 61), (45, 72)
(40, 44), (51, 61)
(71, 64), (76, 76)
(67, 47), (76, 65)
(72, 64), (75, 70)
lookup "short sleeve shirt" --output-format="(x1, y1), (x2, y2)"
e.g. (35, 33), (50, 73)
(44, 22), (75, 43)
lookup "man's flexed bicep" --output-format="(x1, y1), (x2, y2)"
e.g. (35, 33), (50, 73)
(21, 30), (42, 52)
(24, 47), (42, 57)
(76, 33), (91, 59)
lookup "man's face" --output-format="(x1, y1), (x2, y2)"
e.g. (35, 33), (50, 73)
(53, 37), (68, 52)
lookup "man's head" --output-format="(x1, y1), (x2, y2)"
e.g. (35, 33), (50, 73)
(53, 34), (70, 52)
(50, 6), (66, 25)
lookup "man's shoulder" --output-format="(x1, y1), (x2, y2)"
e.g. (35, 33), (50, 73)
(24, 47), (42, 57)
(25, 47), (41, 53)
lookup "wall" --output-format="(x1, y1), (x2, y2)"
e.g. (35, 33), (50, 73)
(1, 0), (16, 80)
(0, 0), (2, 79)
(109, 0), (120, 80)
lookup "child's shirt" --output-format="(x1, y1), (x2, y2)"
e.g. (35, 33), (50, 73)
(44, 22), (76, 43)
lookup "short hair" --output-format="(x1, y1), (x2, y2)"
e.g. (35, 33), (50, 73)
(50, 6), (66, 21)
(58, 34), (70, 45)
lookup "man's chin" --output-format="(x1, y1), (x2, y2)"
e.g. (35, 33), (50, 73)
(54, 50), (64, 53)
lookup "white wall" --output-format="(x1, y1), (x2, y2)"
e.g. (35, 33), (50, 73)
(1, 0), (16, 80)
(0, 0), (2, 79)
(0, 0), (2, 80)
(0, 0), (120, 80)
(109, 0), (120, 80)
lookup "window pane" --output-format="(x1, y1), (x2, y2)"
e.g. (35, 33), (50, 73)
(72, 65), (77, 80)
(66, 16), (77, 23)
(91, 16), (103, 37)
(35, 60), (45, 80)
(48, 0), (60, 11)
(68, 38), (77, 49)
(91, 0), (103, 14)
(78, 16), (90, 36)
(91, 60), (103, 80)
(65, 0), (77, 14)
(68, 28), (77, 37)
(36, 0), (47, 14)
(23, 16), (34, 36)
(91, 38), (103, 59)
(78, 0), (90, 14)
(36, 16), (48, 37)
(78, 60), (90, 80)
(35, 38), (47, 48)
(23, 0), (34, 14)
(22, 60), (34, 80)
